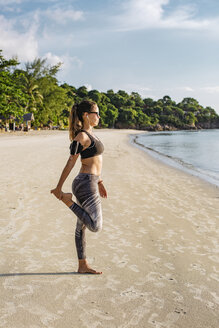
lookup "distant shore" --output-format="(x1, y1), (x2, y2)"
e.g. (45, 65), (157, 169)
(1, 124), (219, 137)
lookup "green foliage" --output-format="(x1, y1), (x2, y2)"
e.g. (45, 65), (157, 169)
(88, 89), (102, 103)
(36, 75), (69, 127)
(0, 49), (18, 71)
(98, 103), (108, 128)
(105, 104), (119, 128)
(77, 86), (88, 98)
(136, 111), (151, 128)
(0, 51), (28, 119)
(118, 108), (137, 128)
(0, 50), (218, 130)
(131, 92), (144, 107)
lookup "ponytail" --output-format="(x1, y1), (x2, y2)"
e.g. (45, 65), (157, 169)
(69, 100), (97, 141)
(69, 104), (82, 141)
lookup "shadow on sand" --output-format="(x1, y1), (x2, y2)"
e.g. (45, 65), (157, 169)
(0, 271), (92, 277)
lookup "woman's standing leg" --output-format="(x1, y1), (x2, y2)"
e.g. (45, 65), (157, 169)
(75, 199), (87, 260)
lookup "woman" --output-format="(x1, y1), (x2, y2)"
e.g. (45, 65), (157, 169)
(51, 100), (107, 274)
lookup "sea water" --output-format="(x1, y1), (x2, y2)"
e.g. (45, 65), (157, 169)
(134, 129), (219, 187)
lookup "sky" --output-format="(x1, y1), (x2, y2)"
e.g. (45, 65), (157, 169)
(1, 0), (219, 113)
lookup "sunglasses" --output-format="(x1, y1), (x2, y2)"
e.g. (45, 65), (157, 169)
(89, 111), (100, 117)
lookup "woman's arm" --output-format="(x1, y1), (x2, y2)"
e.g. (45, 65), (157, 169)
(57, 154), (79, 188)
(98, 179), (107, 198)
(51, 132), (89, 200)
(50, 154), (79, 199)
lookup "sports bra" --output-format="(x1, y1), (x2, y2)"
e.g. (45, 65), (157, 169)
(74, 129), (104, 159)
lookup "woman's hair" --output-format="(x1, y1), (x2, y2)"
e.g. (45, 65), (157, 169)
(69, 99), (97, 141)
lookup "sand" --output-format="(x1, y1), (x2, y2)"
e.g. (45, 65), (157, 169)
(0, 129), (218, 328)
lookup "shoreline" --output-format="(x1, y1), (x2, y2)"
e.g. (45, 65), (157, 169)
(131, 131), (219, 189)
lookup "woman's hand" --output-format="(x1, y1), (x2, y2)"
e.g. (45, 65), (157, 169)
(98, 182), (107, 198)
(50, 187), (62, 200)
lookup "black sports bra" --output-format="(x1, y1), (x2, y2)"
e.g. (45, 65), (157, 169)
(79, 129), (104, 159)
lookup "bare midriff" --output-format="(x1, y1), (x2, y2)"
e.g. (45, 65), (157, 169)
(79, 155), (102, 176)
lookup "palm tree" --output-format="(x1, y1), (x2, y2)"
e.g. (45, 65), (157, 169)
(23, 74), (43, 112)
(22, 57), (62, 112)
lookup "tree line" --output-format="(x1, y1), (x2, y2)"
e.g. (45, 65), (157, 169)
(1, 50), (219, 131)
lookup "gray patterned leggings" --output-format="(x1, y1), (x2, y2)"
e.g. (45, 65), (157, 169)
(69, 173), (102, 259)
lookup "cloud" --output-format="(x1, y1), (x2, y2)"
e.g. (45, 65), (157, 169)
(175, 86), (194, 92)
(43, 52), (63, 66)
(119, 83), (153, 98)
(166, 86), (219, 95)
(43, 52), (83, 82)
(0, 0), (22, 4)
(113, 0), (215, 31)
(201, 86), (219, 94)
(84, 84), (92, 91)
(0, 2), (85, 62)
(44, 7), (84, 24)
(126, 83), (151, 92)
(0, 15), (38, 61)
(44, 52), (82, 69)
(125, 83), (152, 96)
(0, 0), (24, 11)
(40, 52), (83, 84)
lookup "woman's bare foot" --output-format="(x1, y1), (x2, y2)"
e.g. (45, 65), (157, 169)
(61, 192), (74, 207)
(78, 259), (102, 274)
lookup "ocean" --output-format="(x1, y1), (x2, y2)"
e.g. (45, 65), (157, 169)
(133, 129), (219, 188)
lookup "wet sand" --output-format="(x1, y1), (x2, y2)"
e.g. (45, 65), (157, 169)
(0, 129), (218, 328)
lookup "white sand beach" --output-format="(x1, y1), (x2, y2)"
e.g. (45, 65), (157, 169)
(0, 129), (218, 328)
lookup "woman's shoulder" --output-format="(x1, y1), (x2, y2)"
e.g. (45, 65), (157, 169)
(74, 130), (90, 144)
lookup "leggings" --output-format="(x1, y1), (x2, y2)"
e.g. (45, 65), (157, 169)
(69, 173), (102, 259)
